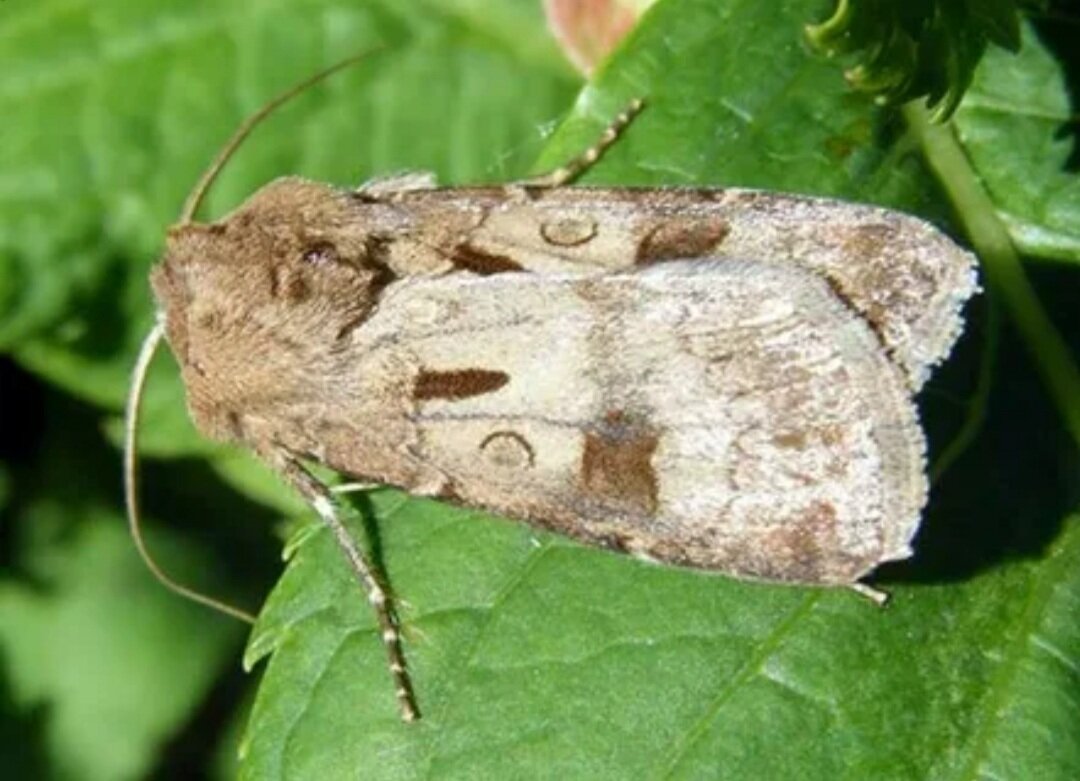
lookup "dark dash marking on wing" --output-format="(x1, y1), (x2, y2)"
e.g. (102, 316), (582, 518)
(635, 217), (730, 265)
(414, 368), (510, 401)
(451, 243), (525, 275)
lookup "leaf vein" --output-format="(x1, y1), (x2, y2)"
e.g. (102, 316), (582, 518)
(654, 592), (822, 779)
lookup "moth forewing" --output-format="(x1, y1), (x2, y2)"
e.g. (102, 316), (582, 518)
(347, 183), (977, 390)
(325, 259), (928, 584)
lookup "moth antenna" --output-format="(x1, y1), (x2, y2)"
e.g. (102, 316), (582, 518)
(124, 317), (257, 624)
(180, 52), (374, 224)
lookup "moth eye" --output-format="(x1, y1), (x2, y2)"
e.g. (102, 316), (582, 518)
(301, 241), (338, 266)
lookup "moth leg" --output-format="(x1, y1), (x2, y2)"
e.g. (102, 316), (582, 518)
(273, 454), (420, 722)
(850, 582), (890, 606)
(523, 98), (645, 187)
(355, 171), (437, 198)
(332, 481), (380, 495)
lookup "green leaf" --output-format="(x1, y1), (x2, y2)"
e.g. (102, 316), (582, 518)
(0, 506), (242, 781)
(5, 0), (1076, 777)
(0, 388), (253, 781)
(241, 0), (1080, 778)
(966, 517), (1080, 780)
(534, 0), (939, 209)
(805, 0), (1030, 119)
(248, 488), (1080, 778)
(902, 21), (1080, 446)
(952, 21), (1080, 263)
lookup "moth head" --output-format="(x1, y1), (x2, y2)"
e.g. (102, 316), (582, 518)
(124, 55), (380, 632)
(150, 177), (390, 441)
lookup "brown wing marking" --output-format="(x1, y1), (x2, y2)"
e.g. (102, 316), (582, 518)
(479, 430), (536, 469)
(580, 410), (659, 515)
(450, 243), (525, 275)
(413, 368), (510, 401)
(635, 216), (730, 265)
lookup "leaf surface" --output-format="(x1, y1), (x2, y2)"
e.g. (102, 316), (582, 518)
(2, 0), (1077, 778)
(242, 1), (1080, 779)
(952, 22), (1080, 262)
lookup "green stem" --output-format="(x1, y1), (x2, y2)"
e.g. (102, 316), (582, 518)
(930, 298), (999, 484)
(904, 102), (1080, 448)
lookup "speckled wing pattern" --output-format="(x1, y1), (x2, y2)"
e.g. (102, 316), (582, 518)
(378, 185), (977, 391)
(350, 259), (927, 584)
(155, 177), (977, 586)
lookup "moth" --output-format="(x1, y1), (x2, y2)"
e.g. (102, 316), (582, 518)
(125, 59), (978, 723)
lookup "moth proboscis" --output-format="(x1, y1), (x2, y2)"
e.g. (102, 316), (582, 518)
(125, 57), (978, 723)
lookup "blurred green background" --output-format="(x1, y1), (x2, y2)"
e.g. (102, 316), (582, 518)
(1, 1), (1078, 779)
